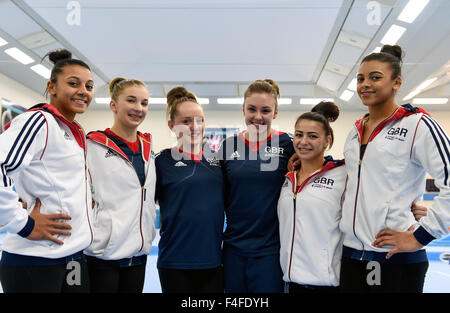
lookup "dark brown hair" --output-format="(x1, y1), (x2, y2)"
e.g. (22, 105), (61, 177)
(43, 49), (91, 97)
(295, 101), (340, 149)
(361, 44), (403, 79)
(44, 49), (91, 84)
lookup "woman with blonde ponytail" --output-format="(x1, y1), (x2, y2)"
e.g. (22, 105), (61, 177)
(84, 77), (157, 293)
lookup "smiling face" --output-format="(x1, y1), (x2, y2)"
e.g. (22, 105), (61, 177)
(293, 119), (330, 162)
(243, 92), (278, 138)
(47, 64), (94, 121)
(168, 101), (205, 151)
(357, 60), (402, 108)
(110, 85), (149, 130)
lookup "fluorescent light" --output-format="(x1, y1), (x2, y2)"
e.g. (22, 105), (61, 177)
(412, 98), (448, 105)
(149, 98), (167, 104)
(416, 77), (437, 91)
(348, 79), (357, 91)
(340, 90), (355, 102)
(217, 98), (244, 105)
(95, 97), (111, 104)
(0, 36), (7, 47)
(300, 98), (334, 105)
(30, 64), (51, 79)
(403, 90), (421, 101)
(403, 77), (437, 100)
(380, 25), (407, 45)
(398, 0), (430, 23)
(4, 47), (34, 65)
(278, 98), (292, 105)
(197, 98), (209, 105)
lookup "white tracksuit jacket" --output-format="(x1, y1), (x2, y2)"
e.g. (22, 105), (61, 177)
(83, 131), (156, 260)
(278, 157), (346, 286)
(0, 103), (93, 258)
(340, 104), (450, 253)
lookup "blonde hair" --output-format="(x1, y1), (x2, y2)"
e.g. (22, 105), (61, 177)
(166, 86), (199, 121)
(244, 79), (280, 110)
(109, 77), (147, 101)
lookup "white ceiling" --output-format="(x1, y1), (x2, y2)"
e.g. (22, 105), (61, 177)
(0, 0), (449, 111)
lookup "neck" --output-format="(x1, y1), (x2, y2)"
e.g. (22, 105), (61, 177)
(367, 99), (399, 123)
(297, 156), (325, 177)
(244, 128), (272, 142)
(51, 102), (75, 122)
(110, 123), (138, 142)
(177, 142), (202, 155)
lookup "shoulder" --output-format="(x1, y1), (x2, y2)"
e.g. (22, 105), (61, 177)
(6, 110), (48, 134)
(155, 148), (172, 160)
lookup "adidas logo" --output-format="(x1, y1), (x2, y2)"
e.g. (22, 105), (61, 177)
(174, 161), (187, 167)
(105, 149), (115, 158)
(230, 151), (240, 159)
(64, 132), (71, 140)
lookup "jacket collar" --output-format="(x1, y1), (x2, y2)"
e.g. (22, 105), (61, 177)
(27, 103), (86, 150)
(87, 130), (152, 162)
(285, 155), (344, 194)
(355, 103), (429, 143)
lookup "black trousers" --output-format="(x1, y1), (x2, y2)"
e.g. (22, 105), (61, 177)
(0, 258), (90, 293)
(158, 266), (224, 293)
(87, 260), (146, 293)
(339, 257), (429, 293)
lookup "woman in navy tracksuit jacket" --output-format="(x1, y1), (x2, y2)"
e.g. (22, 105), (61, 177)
(155, 86), (225, 293)
(219, 79), (294, 293)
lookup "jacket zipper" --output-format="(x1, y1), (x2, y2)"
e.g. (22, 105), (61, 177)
(352, 110), (398, 260)
(287, 170), (322, 280)
(76, 126), (94, 246)
(94, 140), (147, 252)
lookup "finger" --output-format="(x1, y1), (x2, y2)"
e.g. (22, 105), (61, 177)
(51, 221), (72, 230)
(375, 229), (393, 238)
(21, 202), (27, 209)
(386, 248), (398, 259)
(33, 199), (41, 212)
(373, 237), (395, 247)
(45, 234), (64, 245)
(49, 228), (71, 236)
(408, 225), (415, 231)
(47, 213), (72, 221)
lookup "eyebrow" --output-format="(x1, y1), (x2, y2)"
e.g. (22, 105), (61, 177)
(66, 76), (94, 83)
(247, 104), (272, 109)
(357, 71), (384, 76)
(295, 130), (319, 134)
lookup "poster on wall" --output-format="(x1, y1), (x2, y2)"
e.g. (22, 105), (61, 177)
(203, 127), (241, 152)
(1, 99), (27, 133)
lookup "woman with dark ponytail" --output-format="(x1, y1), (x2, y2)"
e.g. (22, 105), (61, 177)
(0, 49), (94, 292)
(278, 101), (345, 293)
(339, 44), (450, 292)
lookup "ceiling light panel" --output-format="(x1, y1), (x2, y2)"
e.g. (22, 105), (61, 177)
(398, 0), (430, 24)
(380, 24), (407, 45)
(4, 47), (34, 64)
